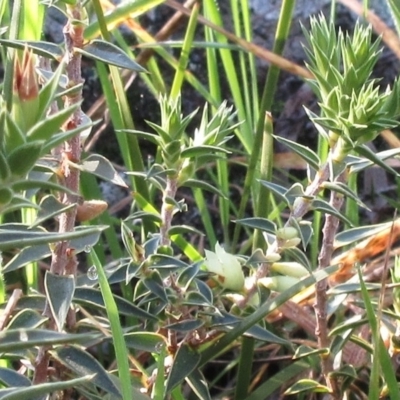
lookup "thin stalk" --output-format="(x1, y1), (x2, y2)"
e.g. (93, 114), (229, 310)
(35, 1), (86, 384)
(232, 0), (296, 249)
(314, 170), (346, 398)
(253, 113), (274, 250)
(160, 176), (178, 246)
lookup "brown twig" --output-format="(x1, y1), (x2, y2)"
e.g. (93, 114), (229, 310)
(314, 170), (346, 397)
(34, 2), (85, 386)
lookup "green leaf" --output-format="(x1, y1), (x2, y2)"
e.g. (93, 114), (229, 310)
(334, 221), (391, 248)
(53, 346), (121, 398)
(273, 135), (321, 170)
(183, 179), (227, 198)
(245, 360), (309, 400)
(0, 39), (63, 59)
(45, 272), (75, 332)
(1, 110), (26, 153)
(353, 145), (400, 176)
(293, 345), (328, 360)
(0, 376), (93, 400)
(347, 148), (400, 174)
(36, 61), (66, 119)
(77, 40), (147, 72)
(7, 141), (43, 178)
(165, 344), (201, 393)
(143, 270), (168, 303)
(7, 309), (47, 330)
(180, 145), (231, 159)
(2, 244), (50, 273)
(167, 224), (204, 238)
(0, 329), (100, 352)
(124, 332), (166, 352)
(284, 379), (330, 395)
(165, 319), (204, 332)
(30, 195), (76, 228)
(311, 199), (353, 226)
(235, 217), (276, 234)
(258, 181), (290, 207)
(27, 103), (80, 141)
(0, 224), (106, 251)
(80, 154), (128, 187)
(186, 369), (211, 400)
(321, 181), (369, 209)
(0, 367), (31, 387)
(149, 254), (189, 269)
(73, 287), (157, 321)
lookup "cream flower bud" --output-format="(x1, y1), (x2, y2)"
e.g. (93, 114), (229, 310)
(276, 226), (299, 240)
(204, 242), (245, 291)
(258, 276), (300, 292)
(270, 262), (309, 278)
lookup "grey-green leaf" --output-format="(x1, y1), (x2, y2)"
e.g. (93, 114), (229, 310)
(235, 217), (276, 234)
(53, 346), (121, 398)
(0, 224), (106, 251)
(77, 40), (147, 72)
(45, 272), (75, 332)
(80, 154), (128, 187)
(124, 332), (166, 352)
(0, 367), (31, 388)
(273, 135), (321, 170)
(165, 344), (201, 393)
(0, 376), (93, 400)
(0, 39), (63, 59)
(0, 329), (100, 352)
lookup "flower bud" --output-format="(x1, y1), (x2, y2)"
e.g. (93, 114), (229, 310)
(204, 242), (244, 291)
(276, 227), (299, 240)
(270, 262), (309, 278)
(12, 47), (39, 132)
(258, 276), (300, 292)
(264, 253), (281, 263)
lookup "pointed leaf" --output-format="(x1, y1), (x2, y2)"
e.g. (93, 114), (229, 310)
(321, 181), (369, 209)
(0, 367), (31, 387)
(3, 244), (51, 273)
(235, 217), (276, 233)
(166, 344), (201, 393)
(334, 221), (391, 248)
(7, 142), (43, 177)
(183, 179), (226, 198)
(27, 103), (80, 141)
(143, 271), (168, 303)
(353, 144), (400, 176)
(274, 135), (321, 170)
(258, 181), (290, 206)
(53, 346), (121, 398)
(77, 40), (147, 72)
(0, 224), (106, 251)
(124, 332), (166, 352)
(80, 154), (128, 187)
(311, 199), (353, 226)
(0, 376), (93, 400)
(180, 145), (231, 158)
(31, 195), (76, 228)
(7, 309), (47, 330)
(0, 39), (63, 59)
(285, 379), (330, 395)
(165, 319), (204, 332)
(45, 272), (75, 332)
(0, 329), (100, 352)
(73, 287), (157, 321)
(149, 254), (189, 269)
(186, 369), (211, 400)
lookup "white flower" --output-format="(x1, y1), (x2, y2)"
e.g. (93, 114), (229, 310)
(204, 242), (245, 291)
